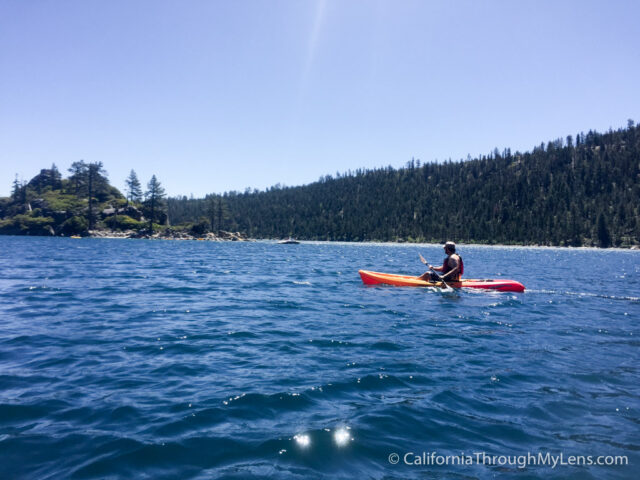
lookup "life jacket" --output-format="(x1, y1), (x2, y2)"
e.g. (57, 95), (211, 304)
(442, 255), (464, 277)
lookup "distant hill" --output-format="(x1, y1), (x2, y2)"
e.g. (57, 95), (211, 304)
(168, 122), (639, 247)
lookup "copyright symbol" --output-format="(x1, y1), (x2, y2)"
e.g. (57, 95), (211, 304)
(388, 453), (399, 464)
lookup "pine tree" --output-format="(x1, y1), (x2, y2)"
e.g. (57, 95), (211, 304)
(125, 170), (143, 204)
(50, 164), (62, 189)
(206, 195), (217, 231)
(597, 212), (612, 248)
(145, 175), (166, 232)
(68, 161), (88, 195)
(86, 162), (108, 230)
(217, 196), (225, 232)
(11, 174), (21, 200)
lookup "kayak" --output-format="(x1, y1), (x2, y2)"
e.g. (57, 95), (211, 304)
(359, 270), (525, 292)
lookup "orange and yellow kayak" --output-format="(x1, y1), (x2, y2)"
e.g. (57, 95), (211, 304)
(359, 270), (525, 292)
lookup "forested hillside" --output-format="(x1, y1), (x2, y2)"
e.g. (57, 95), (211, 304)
(3, 123), (638, 246)
(168, 123), (640, 247)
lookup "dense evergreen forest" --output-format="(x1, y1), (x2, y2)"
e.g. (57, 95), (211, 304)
(168, 123), (640, 247)
(2, 123), (639, 247)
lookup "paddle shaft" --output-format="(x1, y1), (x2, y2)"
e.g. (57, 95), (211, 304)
(419, 254), (449, 288)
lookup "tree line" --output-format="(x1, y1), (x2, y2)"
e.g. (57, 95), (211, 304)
(167, 122), (639, 247)
(3, 122), (639, 246)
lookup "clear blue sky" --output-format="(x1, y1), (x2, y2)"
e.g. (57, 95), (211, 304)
(1, 0), (639, 198)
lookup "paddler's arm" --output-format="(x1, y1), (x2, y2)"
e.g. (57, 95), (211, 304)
(441, 257), (459, 281)
(441, 268), (458, 281)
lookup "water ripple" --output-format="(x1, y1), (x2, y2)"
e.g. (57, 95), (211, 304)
(0, 237), (638, 479)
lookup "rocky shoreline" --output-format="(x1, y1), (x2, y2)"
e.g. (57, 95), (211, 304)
(86, 229), (251, 241)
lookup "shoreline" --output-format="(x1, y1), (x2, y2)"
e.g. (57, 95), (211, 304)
(55, 229), (253, 241)
(1, 232), (637, 250)
(277, 239), (640, 251)
(86, 229), (251, 241)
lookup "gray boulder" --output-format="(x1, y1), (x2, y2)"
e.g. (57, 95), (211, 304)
(117, 205), (143, 221)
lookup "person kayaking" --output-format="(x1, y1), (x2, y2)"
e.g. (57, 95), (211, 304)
(418, 241), (463, 282)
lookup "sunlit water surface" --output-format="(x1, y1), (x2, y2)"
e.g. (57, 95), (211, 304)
(1, 237), (638, 479)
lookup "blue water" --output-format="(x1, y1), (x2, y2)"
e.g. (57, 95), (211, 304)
(0, 237), (638, 479)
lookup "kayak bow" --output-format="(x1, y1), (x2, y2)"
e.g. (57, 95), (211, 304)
(359, 270), (525, 292)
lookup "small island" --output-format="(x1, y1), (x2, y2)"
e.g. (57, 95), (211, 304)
(0, 162), (249, 241)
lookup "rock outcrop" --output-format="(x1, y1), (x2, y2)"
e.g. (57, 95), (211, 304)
(86, 229), (251, 241)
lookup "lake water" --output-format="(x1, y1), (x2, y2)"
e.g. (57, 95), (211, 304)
(1, 237), (638, 479)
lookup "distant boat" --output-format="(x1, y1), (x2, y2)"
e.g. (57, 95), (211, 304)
(70, 235), (82, 239)
(278, 237), (300, 244)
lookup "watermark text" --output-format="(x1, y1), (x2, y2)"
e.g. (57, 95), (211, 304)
(388, 451), (628, 469)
